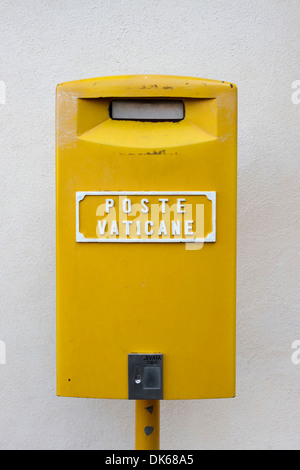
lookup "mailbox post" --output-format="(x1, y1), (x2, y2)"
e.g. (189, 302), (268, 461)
(56, 75), (237, 449)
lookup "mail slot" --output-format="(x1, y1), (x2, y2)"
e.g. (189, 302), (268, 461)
(56, 75), (237, 400)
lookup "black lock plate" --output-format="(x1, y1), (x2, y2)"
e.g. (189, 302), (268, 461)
(128, 354), (163, 400)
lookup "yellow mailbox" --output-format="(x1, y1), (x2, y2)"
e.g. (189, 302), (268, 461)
(56, 75), (237, 405)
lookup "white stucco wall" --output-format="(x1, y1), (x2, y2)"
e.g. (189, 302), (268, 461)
(0, 0), (299, 450)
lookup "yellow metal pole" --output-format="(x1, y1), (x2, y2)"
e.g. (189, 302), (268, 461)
(135, 400), (160, 450)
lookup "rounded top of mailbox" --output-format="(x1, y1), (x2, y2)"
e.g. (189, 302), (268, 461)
(56, 74), (237, 99)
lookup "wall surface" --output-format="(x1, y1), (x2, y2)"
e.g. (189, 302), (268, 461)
(0, 0), (299, 450)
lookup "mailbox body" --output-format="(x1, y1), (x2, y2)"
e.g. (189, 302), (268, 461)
(56, 75), (237, 399)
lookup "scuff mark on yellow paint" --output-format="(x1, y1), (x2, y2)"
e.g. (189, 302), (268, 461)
(56, 89), (78, 148)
